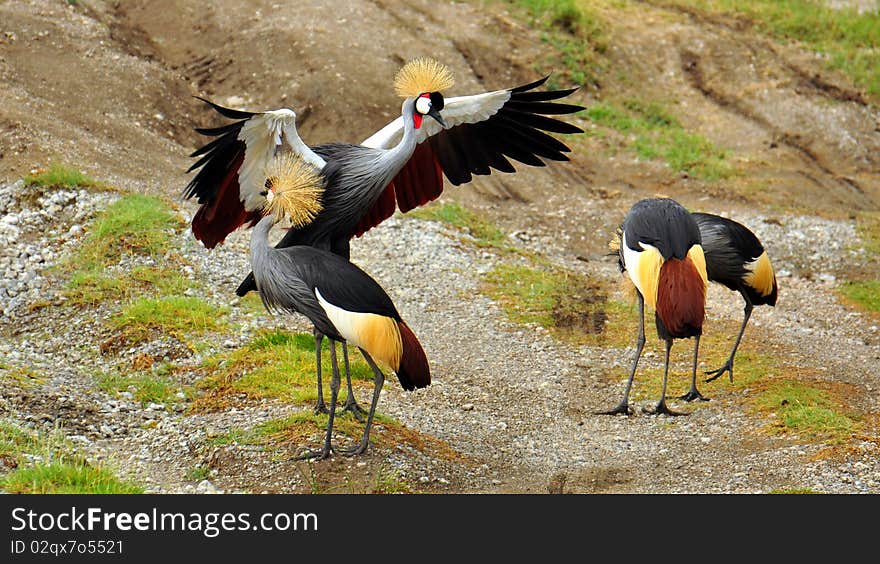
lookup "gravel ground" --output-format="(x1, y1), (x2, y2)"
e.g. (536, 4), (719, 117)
(2, 178), (879, 494)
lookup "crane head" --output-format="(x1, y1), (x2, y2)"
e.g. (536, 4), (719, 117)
(259, 154), (324, 228)
(413, 92), (446, 129)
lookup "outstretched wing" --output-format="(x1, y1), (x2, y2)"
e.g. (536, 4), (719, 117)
(183, 98), (326, 248)
(352, 76), (584, 237)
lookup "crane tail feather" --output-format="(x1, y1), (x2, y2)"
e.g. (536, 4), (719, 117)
(396, 320), (430, 391)
(655, 256), (706, 339)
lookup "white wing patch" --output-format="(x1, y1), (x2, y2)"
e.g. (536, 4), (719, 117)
(314, 288), (402, 370)
(361, 89), (512, 149)
(236, 110), (326, 212)
(314, 287), (361, 344)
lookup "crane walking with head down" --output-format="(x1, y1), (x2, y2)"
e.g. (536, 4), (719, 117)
(692, 212), (778, 383)
(250, 155), (430, 459)
(600, 198), (708, 416)
(184, 57), (584, 420)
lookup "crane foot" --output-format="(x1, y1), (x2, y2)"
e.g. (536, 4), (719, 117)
(643, 401), (687, 416)
(341, 398), (366, 423)
(595, 403), (633, 416)
(338, 442), (369, 457)
(679, 389), (710, 402)
(705, 362), (734, 383)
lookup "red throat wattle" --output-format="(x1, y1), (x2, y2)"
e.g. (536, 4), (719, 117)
(413, 93), (430, 129)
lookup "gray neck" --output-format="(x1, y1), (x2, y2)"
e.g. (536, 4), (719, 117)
(379, 97), (418, 172)
(250, 215), (276, 274)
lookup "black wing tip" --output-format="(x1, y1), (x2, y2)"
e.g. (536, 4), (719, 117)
(192, 95), (258, 120)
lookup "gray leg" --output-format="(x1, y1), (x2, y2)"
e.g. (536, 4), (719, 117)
(680, 334), (709, 402)
(597, 292), (645, 416)
(679, 335), (709, 401)
(295, 339), (341, 460)
(340, 349), (385, 456)
(313, 329), (329, 415)
(340, 342), (366, 422)
(706, 291), (753, 383)
(645, 338), (686, 416)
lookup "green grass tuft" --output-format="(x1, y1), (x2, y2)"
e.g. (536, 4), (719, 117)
(504, 0), (607, 86)
(86, 194), (181, 263)
(111, 296), (227, 343)
(481, 262), (633, 346)
(755, 380), (855, 441)
(66, 265), (191, 306)
(96, 371), (177, 406)
(184, 465), (211, 482)
(2, 462), (143, 494)
(60, 193), (189, 305)
(194, 330), (372, 409)
(838, 280), (880, 313)
(410, 202), (507, 247)
(0, 420), (39, 459)
(657, 0), (880, 100)
(583, 99), (733, 180)
(24, 163), (106, 191)
(0, 420), (143, 494)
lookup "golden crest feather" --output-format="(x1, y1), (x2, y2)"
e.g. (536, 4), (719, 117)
(393, 57), (455, 98)
(262, 154), (324, 228)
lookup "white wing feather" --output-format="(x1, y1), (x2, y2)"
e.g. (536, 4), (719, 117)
(361, 89), (512, 149)
(236, 109), (326, 211)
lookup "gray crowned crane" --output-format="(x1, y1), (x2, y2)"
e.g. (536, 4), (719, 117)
(251, 155), (430, 459)
(184, 57), (584, 418)
(600, 198), (708, 416)
(692, 212), (778, 383)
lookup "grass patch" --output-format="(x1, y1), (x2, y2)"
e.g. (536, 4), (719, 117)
(0, 420), (40, 460)
(184, 465), (211, 482)
(110, 296), (227, 343)
(838, 280), (880, 313)
(96, 370), (177, 406)
(410, 202), (507, 247)
(60, 193), (189, 304)
(754, 380), (856, 442)
(503, 0), (608, 86)
(73, 193), (181, 269)
(24, 163), (108, 191)
(0, 365), (46, 389)
(0, 420), (142, 494)
(769, 488), (825, 494)
(855, 212), (880, 255)
(2, 462), (143, 494)
(583, 99), (733, 180)
(66, 265), (191, 305)
(192, 329), (373, 411)
(657, 0), (880, 101)
(481, 262), (633, 346)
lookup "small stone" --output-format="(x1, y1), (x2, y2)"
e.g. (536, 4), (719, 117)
(462, 403), (474, 411)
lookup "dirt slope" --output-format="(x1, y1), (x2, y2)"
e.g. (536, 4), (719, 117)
(1, 0), (880, 494)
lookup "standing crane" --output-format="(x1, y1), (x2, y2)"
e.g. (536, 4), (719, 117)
(251, 155), (430, 459)
(600, 198), (708, 416)
(184, 57), (584, 418)
(692, 212), (778, 383)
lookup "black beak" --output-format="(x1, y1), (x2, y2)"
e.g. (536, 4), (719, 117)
(427, 107), (446, 128)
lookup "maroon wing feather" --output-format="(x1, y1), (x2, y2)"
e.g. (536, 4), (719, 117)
(351, 180), (398, 239)
(191, 153), (260, 248)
